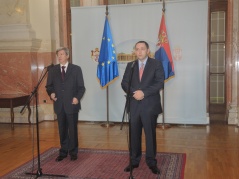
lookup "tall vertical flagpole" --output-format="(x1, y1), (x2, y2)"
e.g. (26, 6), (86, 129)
(101, 5), (115, 128)
(106, 6), (110, 128)
(157, 0), (171, 130)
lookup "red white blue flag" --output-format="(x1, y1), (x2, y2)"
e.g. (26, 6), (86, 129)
(155, 12), (175, 82)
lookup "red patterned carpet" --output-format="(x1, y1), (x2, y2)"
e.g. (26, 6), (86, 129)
(2, 148), (186, 179)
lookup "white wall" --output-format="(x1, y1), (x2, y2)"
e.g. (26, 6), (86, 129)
(29, 0), (58, 52)
(72, 0), (208, 124)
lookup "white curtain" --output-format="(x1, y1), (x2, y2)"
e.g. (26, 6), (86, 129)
(71, 0), (208, 124)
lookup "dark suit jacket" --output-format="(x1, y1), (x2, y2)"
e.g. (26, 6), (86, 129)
(121, 57), (164, 115)
(46, 63), (85, 114)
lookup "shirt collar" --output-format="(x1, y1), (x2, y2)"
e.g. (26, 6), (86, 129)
(60, 62), (69, 71)
(138, 57), (148, 66)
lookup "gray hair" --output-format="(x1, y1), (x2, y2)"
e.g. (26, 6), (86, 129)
(56, 47), (70, 57)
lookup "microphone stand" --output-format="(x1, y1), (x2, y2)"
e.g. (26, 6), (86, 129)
(20, 66), (67, 178)
(121, 61), (136, 179)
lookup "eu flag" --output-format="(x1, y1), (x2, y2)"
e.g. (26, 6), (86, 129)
(97, 17), (119, 88)
(155, 13), (175, 82)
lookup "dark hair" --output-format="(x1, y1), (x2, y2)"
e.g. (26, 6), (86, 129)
(135, 41), (149, 49)
(56, 47), (70, 57)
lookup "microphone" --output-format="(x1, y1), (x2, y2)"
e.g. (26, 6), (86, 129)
(131, 60), (136, 68)
(44, 64), (54, 70)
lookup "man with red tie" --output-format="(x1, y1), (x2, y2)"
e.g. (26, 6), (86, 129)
(46, 47), (85, 162)
(121, 41), (164, 174)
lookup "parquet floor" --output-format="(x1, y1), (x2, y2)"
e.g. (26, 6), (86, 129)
(0, 121), (239, 179)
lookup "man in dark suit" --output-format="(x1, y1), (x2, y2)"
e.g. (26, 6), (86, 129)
(46, 47), (85, 162)
(121, 41), (164, 174)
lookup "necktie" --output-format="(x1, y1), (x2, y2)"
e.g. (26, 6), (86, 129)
(139, 63), (144, 81)
(61, 66), (65, 80)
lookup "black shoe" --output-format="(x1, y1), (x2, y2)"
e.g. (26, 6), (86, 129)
(149, 166), (160, 174)
(70, 154), (77, 161)
(124, 164), (139, 172)
(55, 155), (67, 162)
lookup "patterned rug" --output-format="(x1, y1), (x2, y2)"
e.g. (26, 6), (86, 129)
(2, 148), (186, 179)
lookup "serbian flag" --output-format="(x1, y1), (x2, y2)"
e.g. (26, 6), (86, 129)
(155, 12), (175, 82)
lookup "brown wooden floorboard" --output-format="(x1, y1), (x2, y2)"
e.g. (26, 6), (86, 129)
(0, 121), (239, 179)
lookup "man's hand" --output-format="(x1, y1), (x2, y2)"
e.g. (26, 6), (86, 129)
(133, 90), (144, 100)
(72, 97), (79, 105)
(50, 93), (57, 101)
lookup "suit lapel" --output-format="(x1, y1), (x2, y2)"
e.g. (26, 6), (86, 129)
(56, 64), (62, 80)
(64, 63), (73, 81)
(135, 61), (140, 83)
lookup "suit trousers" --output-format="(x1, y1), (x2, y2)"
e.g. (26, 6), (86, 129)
(57, 109), (79, 156)
(130, 105), (158, 167)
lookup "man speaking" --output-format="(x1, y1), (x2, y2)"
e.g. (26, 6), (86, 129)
(121, 41), (164, 174)
(46, 47), (85, 162)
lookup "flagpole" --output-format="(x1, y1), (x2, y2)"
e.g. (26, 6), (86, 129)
(101, 86), (114, 128)
(157, 0), (171, 130)
(157, 88), (171, 129)
(100, 4), (115, 128)
(162, 0), (165, 12)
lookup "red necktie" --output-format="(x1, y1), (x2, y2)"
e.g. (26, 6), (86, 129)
(139, 63), (144, 81)
(61, 66), (65, 80)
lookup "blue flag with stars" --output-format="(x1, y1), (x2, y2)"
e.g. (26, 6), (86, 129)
(97, 17), (119, 88)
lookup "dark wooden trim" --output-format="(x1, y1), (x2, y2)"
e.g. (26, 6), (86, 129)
(210, 1), (228, 11)
(66, 0), (72, 62)
(208, 0), (232, 122)
(58, 0), (72, 63)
